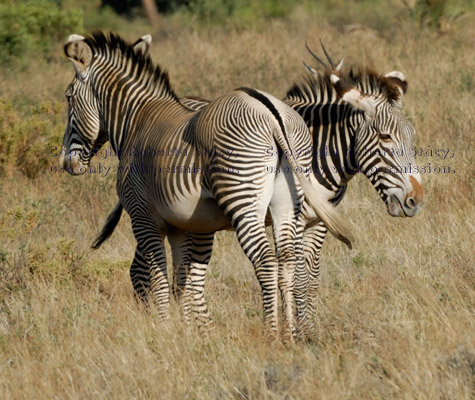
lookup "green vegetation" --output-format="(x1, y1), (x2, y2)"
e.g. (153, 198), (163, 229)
(0, 1), (474, 399)
(0, 0), (83, 64)
(402, 0), (468, 30)
(1, 0), (472, 67)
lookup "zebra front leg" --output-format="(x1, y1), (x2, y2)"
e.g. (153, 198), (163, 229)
(294, 221), (326, 340)
(294, 248), (312, 340)
(169, 230), (215, 329)
(146, 240), (170, 319)
(169, 230), (193, 323)
(131, 219), (170, 320)
(303, 222), (327, 317)
(129, 245), (151, 304)
(189, 232), (215, 330)
(173, 261), (193, 323)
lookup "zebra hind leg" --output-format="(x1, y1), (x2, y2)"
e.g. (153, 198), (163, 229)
(234, 216), (279, 339)
(169, 231), (215, 332)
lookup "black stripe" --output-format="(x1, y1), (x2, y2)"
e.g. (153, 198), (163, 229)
(237, 87), (287, 138)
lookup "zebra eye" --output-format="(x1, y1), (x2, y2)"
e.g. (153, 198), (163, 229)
(379, 133), (392, 143)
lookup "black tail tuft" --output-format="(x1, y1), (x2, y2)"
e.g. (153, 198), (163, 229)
(91, 202), (124, 250)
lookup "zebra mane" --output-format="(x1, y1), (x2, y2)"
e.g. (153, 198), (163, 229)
(82, 30), (179, 102)
(286, 68), (404, 105)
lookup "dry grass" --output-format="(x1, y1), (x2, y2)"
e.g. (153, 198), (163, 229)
(0, 5), (474, 399)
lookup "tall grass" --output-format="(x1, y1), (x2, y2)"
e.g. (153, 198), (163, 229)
(0, 2), (474, 399)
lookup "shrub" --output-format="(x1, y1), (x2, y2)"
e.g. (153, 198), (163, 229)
(401, 0), (468, 32)
(0, 0), (83, 64)
(0, 99), (64, 178)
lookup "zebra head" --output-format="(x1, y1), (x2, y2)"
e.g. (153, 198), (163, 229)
(59, 33), (152, 175)
(330, 71), (424, 217)
(304, 42), (424, 218)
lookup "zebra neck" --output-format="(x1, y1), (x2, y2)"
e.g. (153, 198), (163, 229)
(92, 72), (181, 157)
(98, 91), (144, 155)
(308, 105), (361, 196)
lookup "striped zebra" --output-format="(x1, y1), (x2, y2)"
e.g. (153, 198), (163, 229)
(287, 42), (424, 334)
(96, 41), (425, 339)
(59, 31), (351, 338)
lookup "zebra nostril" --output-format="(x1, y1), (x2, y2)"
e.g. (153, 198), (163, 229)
(407, 197), (416, 208)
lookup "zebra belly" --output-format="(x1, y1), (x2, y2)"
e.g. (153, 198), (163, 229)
(159, 190), (231, 233)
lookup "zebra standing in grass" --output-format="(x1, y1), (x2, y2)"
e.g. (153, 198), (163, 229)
(284, 44), (425, 332)
(95, 41), (425, 339)
(59, 31), (351, 338)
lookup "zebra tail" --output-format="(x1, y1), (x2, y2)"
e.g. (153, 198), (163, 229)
(91, 201), (124, 250)
(273, 127), (353, 249)
(297, 175), (353, 249)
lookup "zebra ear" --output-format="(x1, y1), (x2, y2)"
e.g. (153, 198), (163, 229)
(133, 34), (152, 56)
(384, 71), (407, 98)
(64, 34), (92, 72)
(330, 74), (376, 116)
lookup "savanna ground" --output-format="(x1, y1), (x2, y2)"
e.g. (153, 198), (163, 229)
(0, 1), (474, 398)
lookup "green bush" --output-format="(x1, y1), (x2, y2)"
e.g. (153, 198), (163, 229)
(401, 0), (469, 32)
(0, 0), (83, 64)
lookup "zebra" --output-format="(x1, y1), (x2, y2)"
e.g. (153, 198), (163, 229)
(287, 42), (424, 332)
(59, 31), (351, 339)
(95, 40), (425, 339)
